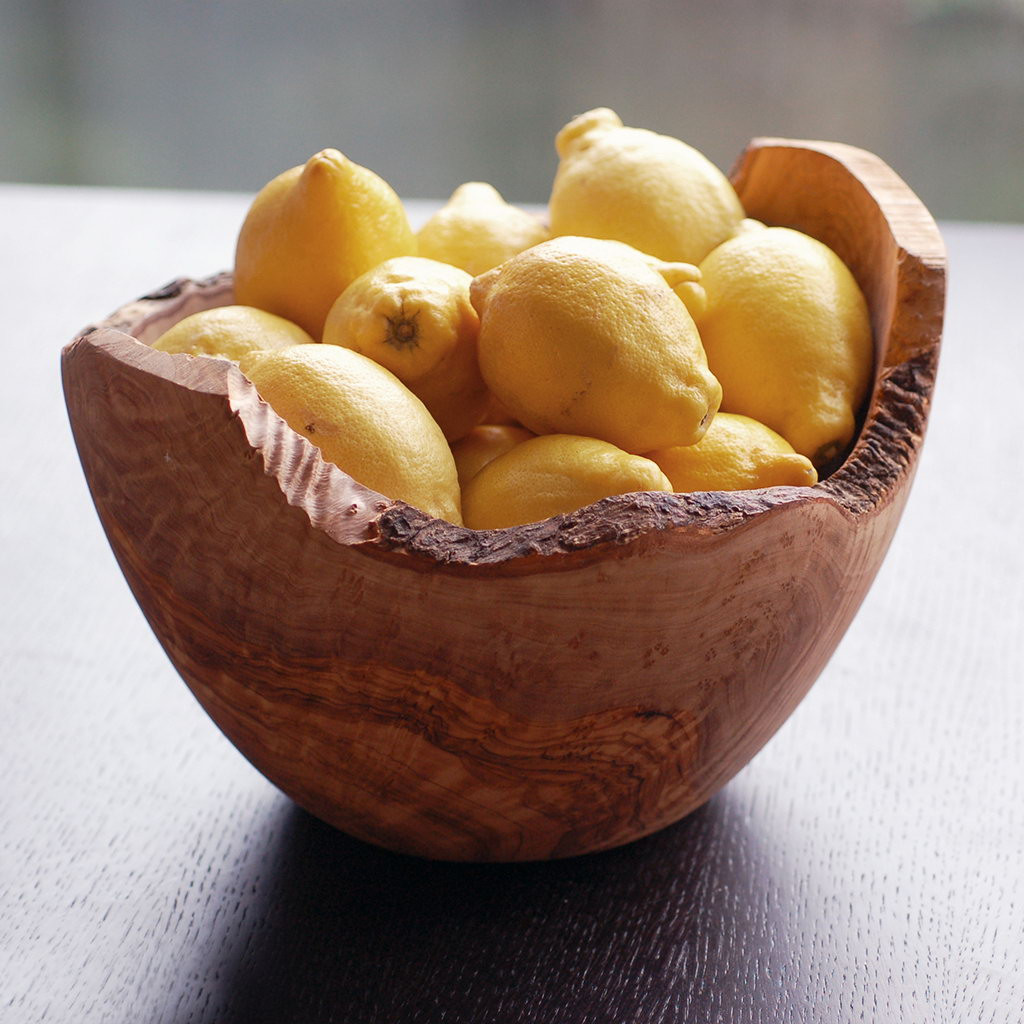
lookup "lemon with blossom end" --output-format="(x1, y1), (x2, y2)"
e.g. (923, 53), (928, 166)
(322, 257), (488, 441)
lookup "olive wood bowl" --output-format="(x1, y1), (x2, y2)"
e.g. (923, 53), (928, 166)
(62, 139), (945, 861)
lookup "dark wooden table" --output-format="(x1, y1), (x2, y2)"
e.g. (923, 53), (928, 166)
(3, 185), (1022, 1023)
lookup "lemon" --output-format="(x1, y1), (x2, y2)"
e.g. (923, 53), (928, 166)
(697, 226), (874, 465)
(461, 434), (672, 530)
(736, 218), (767, 235)
(646, 413), (817, 492)
(238, 344), (461, 524)
(450, 424), (533, 488)
(321, 257), (488, 441)
(481, 393), (522, 426)
(642, 257), (707, 321)
(417, 182), (550, 277)
(549, 108), (745, 266)
(470, 235), (721, 453)
(151, 305), (313, 361)
(234, 149), (416, 339)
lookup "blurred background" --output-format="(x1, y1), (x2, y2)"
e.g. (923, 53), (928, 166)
(1, 0), (1022, 221)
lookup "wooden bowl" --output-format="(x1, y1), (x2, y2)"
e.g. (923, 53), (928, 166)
(62, 139), (945, 862)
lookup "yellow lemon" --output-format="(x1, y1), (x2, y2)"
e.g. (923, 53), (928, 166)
(417, 182), (550, 277)
(735, 218), (768, 235)
(642, 257), (707, 321)
(470, 235), (722, 453)
(646, 413), (817, 492)
(238, 344), (461, 524)
(151, 305), (313, 361)
(697, 226), (874, 466)
(234, 149), (416, 339)
(321, 257), (488, 441)
(481, 392), (523, 426)
(549, 108), (745, 265)
(450, 424), (534, 488)
(462, 434), (672, 530)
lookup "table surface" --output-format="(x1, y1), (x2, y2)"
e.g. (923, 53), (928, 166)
(2, 183), (1022, 1024)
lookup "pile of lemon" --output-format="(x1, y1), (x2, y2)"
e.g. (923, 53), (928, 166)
(154, 108), (873, 530)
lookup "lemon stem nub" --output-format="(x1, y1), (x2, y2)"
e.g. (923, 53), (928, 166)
(385, 311), (420, 351)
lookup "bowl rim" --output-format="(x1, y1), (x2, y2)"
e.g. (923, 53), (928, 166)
(64, 137), (946, 573)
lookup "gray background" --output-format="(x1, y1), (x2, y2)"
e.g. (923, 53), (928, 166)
(2, 0), (1022, 220)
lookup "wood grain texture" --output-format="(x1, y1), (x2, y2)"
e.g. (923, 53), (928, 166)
(60, 140), (945, 861)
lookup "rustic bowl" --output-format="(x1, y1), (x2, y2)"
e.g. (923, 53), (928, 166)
(62, 139), (945, 862)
